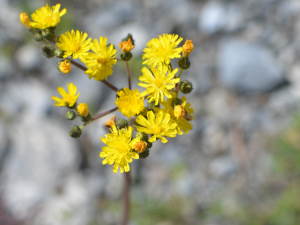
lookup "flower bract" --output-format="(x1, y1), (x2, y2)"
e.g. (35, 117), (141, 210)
(51, 83), (80, 107)
(135, 110), (177, 143)
(57, 30), (92, 59)
(100, 126), (140, 173)
(30, 4), (66, 29)
(142, 34), (183, 67)
(115, 88), (145, 118)
(81, 37), (117, 81)
(139, 65), (180, 105)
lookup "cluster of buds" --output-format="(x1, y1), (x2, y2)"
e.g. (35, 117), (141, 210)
(20, 3), (195, 174)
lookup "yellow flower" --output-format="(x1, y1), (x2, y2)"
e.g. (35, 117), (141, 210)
(139, 65), (180, 105)
(100, 126), (140, 173)
(115, 88), (145, 118)
(135, 110), (177, 143)
(51, 83), (80, 107)
(56, 30), (92, 59)
(182, 39), (194, 58)
(133, 141), (147, 153)
(77, 103), (89, 117)
(119, 38), (134, 53)
(30, 4), (66, 29)
(81, 37), (117, 81)
(158, 94), (194, 135)
(20, 12), (31, 29)
(142, 34), (183, 67)
(59, 60), (71, 74)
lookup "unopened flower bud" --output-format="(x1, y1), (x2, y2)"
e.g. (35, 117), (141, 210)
(178, 57), (190, 70)
(105, 115), (116, 128)
(119, 38), (134, 53)
(139, 149), (150, 159)
(174, 105), (185, 119)
(29, 29), (43, 42)
(69, 125), (82, 138)
(145, 141), (152, 150)
(58, 60), (72, 74)
(55, 48), (65, 58)
(66, 111), (76, 120)
(77, 103), (89, 117)
(121, 52), (132, 61)
(179, 80), (193, 94)
(133, 141), (147, 153)
(171, 98), (183, 108)
(135, 132), (148, 142)
(182, 39), (194, 58)
(20, 12), (31, 29)
(117, 118), (128, 129)
(42, 45), (55, 58)
(147, 101), (160, 111)
(42, 27), (56, 42)
(122, 33), (135, 46)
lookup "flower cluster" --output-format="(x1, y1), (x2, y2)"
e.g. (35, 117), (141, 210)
(21, 3), (195, 173)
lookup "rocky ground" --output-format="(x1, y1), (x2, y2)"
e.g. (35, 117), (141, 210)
(1, 0), (300, 224)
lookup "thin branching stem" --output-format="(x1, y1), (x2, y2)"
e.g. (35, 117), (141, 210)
(71, 60), (119, 92)
(125, 61), (132, 90)
(121, 172), (131, 225)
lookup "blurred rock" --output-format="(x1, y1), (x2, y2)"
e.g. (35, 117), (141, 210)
(218, 39), (287, 93)
(208, 156), (236, 179)
(16, 44), (43, 71)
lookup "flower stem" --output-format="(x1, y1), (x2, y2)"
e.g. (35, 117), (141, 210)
(80, 107), (118, 129)
(121, 172), (131, 225)
(125, 61), (131, 90)
(70, 60), (119, 92)
(178, 69), (183, 79)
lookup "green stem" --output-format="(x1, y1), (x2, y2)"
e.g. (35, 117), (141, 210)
(125, 61), (131, 90)
(178, 69), (183, 79)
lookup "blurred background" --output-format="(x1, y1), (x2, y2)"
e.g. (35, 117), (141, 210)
(1, 0), (300, 224)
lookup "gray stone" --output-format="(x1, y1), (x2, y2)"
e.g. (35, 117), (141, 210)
(218, 39), (287, 93)
(16, 44), (43, 71)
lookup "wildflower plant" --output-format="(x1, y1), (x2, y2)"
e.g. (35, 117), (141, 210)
(21, 3), (195, 224)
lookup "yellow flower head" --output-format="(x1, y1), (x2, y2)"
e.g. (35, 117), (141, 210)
(115, 88), (145, 118)
(30, 4), (66, 29)
(142, 34), (183, 67)
(135, 110), (177, 143)
(51, 83), (80, 107)
(59, 60), (71, 74)
(100, 126), (140, 173)
(119, 38), (134, 53)
(20, 12), (31, 29)
(139, 65), (180, 105)
(105, 115), (116, 128)
(158, 94), (194, 135)
(56, 30), (92, 59)
(81, 37), (117, 81)
(77, 103), (89, 117)
(182, 39), (194, 58)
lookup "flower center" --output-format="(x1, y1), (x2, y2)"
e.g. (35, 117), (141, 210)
(70, 43), (80, 53)
(154, 78), (163, 87)
(64, 95), (76, 106)
(153, 124), (163, 135)
(43, 16), (52, 24)
(97, 56), (107, 64)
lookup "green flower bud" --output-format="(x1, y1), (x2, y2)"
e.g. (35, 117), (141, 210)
(69, 126), (82, 138)
(178, 57), (190, 70)
(139, 149), (149, 159)
(135, 132), (148, 142)
(65, 111), (76, 120)
(80, 113), (91, 122)
(42, 26), (56, 42)
(117, 118), (128, 129)
(55, 48), (65, 58)
(171, 98), (183, 108)
(121, 33), (135, 46)
(42, 45), (55, 58)
(179, 80), (193, 94)
(29, 29), (43, 42)
(147, 101), (160, 111)
(121, 52), (132, 61)
(145, 141), (152, 150)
